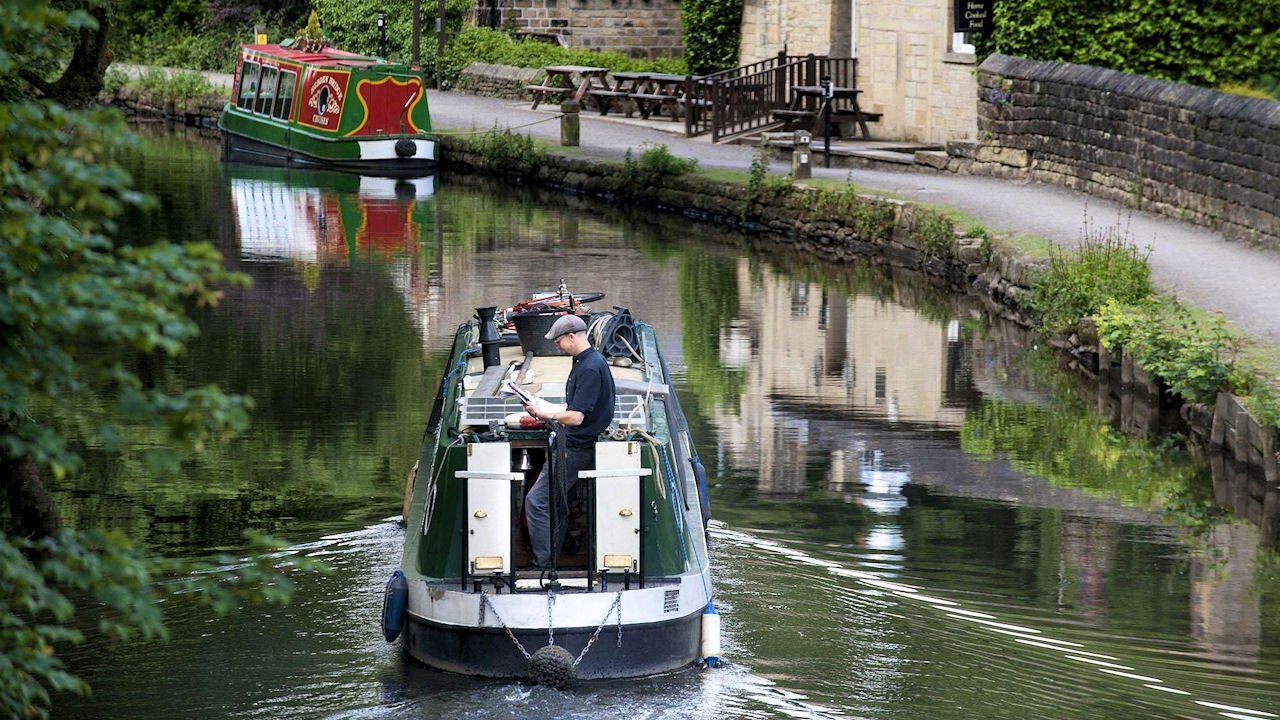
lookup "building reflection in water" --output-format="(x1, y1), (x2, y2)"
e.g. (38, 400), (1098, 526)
(702, 261), (1276, 673)
(711, 263), (968, 499)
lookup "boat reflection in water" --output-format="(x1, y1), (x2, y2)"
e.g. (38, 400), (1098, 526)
(227, 164), (435, 264)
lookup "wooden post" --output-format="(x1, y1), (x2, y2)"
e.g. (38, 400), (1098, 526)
(710, 79), (721, 143)
(411, 0), (420, 65)
(560, 100), (580, 146)
(436, 0), (446, 87)
(775, 50), (787, 108)
(1210, 391), (1229, 448)
(683, 75), (693, 137)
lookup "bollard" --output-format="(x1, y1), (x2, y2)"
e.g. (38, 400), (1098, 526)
(560, 100), (580, 147)
(792, 130), (812, 179)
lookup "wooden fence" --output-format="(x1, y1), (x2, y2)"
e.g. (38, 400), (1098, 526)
(681, 53), (858, 141)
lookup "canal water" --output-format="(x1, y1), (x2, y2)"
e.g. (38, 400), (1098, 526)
(56, 126), (1279, 719)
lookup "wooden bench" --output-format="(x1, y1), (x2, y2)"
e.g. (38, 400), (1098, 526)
(525, 84), (571, 109)
(833, 109), (882, 140)
(834, 110), (883, 123)
(772, 108), (817, 128)
(587, 89), (632, 115)
(630, 92), (681, 119)
(773, 108), (883, 138)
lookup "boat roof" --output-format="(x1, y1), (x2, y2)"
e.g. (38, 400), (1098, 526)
(240, 43), (392, 68)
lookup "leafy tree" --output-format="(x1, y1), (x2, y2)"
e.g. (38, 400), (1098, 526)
(13, 0), (112, 105)
(680, 0), (742, 75)
(1, 1), (319, 716)
(980, 0), (1280, 87)
(316, 0), (472, 70)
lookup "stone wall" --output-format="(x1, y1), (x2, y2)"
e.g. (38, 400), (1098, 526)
(454, 62), (543, 98)
(504, 0), (684, 58)
(968, 54), (1280, 248)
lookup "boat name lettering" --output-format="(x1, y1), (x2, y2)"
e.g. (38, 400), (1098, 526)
(307, 75), (344, 126)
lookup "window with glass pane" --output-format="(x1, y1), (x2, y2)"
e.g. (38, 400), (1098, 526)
(238, 62), (260, 109)
(255, 66), (278, 114)
(273, 70), (297, 120)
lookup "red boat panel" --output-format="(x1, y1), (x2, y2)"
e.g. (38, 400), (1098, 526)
(348, 76), (426, 136)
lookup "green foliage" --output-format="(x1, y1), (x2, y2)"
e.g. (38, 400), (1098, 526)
(966, 223), (993, 260)
(959, 361), (1205, 513)
(1026, 221), (1153, 333)
(111, 0), (313, 71)
(622, 142), (698, 187)
(915, 210), (956, 258)
(0, 2), (324, 714)
(318, 0), (470, 78)
(1, 101), (252, 476)
(460, 124), (549, 166)
(677, 249), (746, 408)
(805, 185), (897, 242)
(681, 0), (743, 75)
(101, 67), (128, 96)
(1259, 73), (1280, 100)
(982, 0), (1280, 88)
(114, 25), (232, 71)
(1094, 297), (1238, 405)
(1, 528), (327, 718)
(742, 148), (791, 215)
(441, 26), (687, 87)
(130, 67), (221, 106)
(1217, 81), (1280, 101)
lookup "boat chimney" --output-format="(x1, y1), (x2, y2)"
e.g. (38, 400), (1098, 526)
(476, 306), (501, 368)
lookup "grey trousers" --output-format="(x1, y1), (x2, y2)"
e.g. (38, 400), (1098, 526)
(524, 444), (595, 568)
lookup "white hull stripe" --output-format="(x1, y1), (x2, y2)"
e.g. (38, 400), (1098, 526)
(357, 138), (437, 161)
(407, 570), (712, 629)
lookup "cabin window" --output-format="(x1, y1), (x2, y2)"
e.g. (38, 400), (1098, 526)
(273, 69), (297, 120)
(255, 66), (279, 115)
(237, 61), (260, 110)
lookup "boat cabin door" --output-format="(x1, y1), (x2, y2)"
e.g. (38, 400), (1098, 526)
(584, 441), (652, 575)
(456, 441), (523, 576)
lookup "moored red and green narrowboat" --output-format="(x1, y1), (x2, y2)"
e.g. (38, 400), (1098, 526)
(220, 43), (436, 177)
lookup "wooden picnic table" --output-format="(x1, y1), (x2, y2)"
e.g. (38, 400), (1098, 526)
(589, 71), (650, 116)
(526, 65), (611, 109)
(774, 85), (882, 140)
(629, 73), (699, 120)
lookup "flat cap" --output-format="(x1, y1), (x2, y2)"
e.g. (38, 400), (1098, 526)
(544, 314), (587, 340)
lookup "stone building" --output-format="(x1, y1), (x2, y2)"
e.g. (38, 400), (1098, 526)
(739, 0), (979, 144)
(483, 0), (684, 59)
(737, 0), (972, 143)
(486, 0), (980, 143)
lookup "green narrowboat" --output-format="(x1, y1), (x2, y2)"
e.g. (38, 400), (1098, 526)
(381, 289), (720, 685)
(220, 43), (436, 177)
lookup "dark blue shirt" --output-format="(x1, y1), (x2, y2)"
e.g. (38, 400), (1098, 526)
(565, 347), (615, 448)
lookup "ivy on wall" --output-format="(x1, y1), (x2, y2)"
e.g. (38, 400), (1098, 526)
(978, 0), (1280, 88)
(680, 0), (743, 75)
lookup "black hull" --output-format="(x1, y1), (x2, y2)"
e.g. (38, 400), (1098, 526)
(221, 131), (436, 179)
(402, 609), (703, 680)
